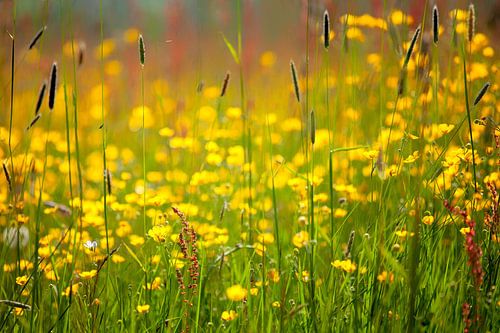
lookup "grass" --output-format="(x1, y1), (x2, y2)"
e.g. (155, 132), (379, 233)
(0, 1), (499, 332)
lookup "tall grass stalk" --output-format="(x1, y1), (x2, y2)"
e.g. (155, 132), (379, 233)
(462, 50), (477, 194)
(139, 34), (147, 235)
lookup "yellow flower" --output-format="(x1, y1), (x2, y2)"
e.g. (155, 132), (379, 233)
(301, 270), (310, 283)
(363, 150), (379, 159)
(292, 231), (309, 248)
(257, 233), (275, 245)
(16, 275), (28, 286)
(226, 284), (247, 302)
(159, 127), (175, 137)
(123, 28), (140, 44)
(129, 106), (154, 131)
(403, 151), (420, 164)
(422, 215), (435, 225)
(377, 271), (394, 283)
(105, 60), (122, 76)
(221, 310), (238, 321)
(460, 227), (471, 235)
(390, 10), (414, 25)
(94, 39), (115, 59)
(79, 270), (97, 280)
(272, 301), (281, 308)
(147, 224), (172, 243)
(129, 235), (145, 246)
(136, 304), (150, 314)
(145, 277), (162, 291)
(253, 242), (266, 256)
(63, 283), (80, 297)
(267, 269), (280, 283)
(112, 254), (126, 263)
(259, 51), (277, 68)
(346, 27), (365, 42)
(332, 259), (357, 273)
(438, 123), (455, 136)
(334, 208), (348, 218)
(14, 307), (24, 316)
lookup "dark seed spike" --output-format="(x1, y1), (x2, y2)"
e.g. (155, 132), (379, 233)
(397, 70), (406, 96)
(220, 71), (230, 97)
(432, 5), (439, 44)
(28, 26), (46, 50)
(403, 25), (421, 69)
(138, 35), (145, 66)
(473, 82), (490, 106)
(106, 169), (112, 195)
(467, 4), (475, 43)
(196, 80), (205, 94)
(26, 114), (42, 130)
(290, 60), (300, 103)
(323, 10), (330, 49)
(344, 230), (355, 259)
(35, 80), (47, 115)
(78, 42), (86, 67)
(48, 62), (58, 111)
(2, 161), (12, 192)
(310, 109), (316, 145)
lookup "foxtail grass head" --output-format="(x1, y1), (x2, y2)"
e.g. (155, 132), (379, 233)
(48, 62), (58, 111)
(397, 71), (406, 96)
(78, 41), (86, 67)
(432, 5), (439, 44)
(468, 4), (475, 43)
(28, 26), (46, 50)
(220, 71), (230, 97)
(138, 34), (145, 66)
(290, 60), (300, 103)
(323, 10), (330, 50)
(403, 25), (421, 69)
(2, 161), (12, 192)
(344, 230), (355, 259)
(473, 82), (490, 106)
(35, 80), (47, 115)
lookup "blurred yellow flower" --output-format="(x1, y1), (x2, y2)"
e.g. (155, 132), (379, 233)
(332, 259), (357, 273)
(226, 284), (247, 301)
(129, 106), (154, 131)
(292, 231), (309, 248)
(422, 215), (435, 225)
(136, 304), (150, 314)
(16, 275), (28, 286)
(79, 270), (97, 280)
(259, 51), (277, 68)
(221, 310), (238, 321)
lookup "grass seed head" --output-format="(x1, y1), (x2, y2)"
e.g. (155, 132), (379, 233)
(473, 82), (490, 106)
(468, 4), (475, 43)
(2, 161), (12, 192)
(323, 10), (330, 49)
(310, 109), (316, 145)
(220, 71), (230, 97)
(28, 26), (46, 50)
(138, 34), (145, 66)
(35, 80), (47, 115)
(78, 41), (86, 66)
(290, 60), (300, 103)
(48, 62), (58, 111)
(432, 5), (439, 44)
(403, 25), (421, 69)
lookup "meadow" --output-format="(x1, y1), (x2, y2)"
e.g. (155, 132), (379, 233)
(0, 0), (498, 332)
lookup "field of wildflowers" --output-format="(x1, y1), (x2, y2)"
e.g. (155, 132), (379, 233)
(0, 0), (498, 332)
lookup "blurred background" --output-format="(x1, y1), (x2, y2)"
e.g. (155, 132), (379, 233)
(0, 0), (498, 127)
